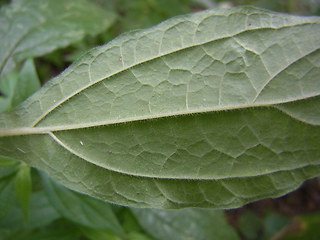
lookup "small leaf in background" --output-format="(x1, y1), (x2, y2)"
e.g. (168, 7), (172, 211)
(111, 207), (155, 240)
(0, 157), (18, 168)
(0, 157), (19, 179)
(262, 211), (290, 239)
(41, 172), (126, 239)
(0, 219), (84, 240)
(0, 0), (116, 78)
(238, 210), (263, 239)
(121, 209), (144, 234)
(0, 71), (17, 111)
(79, 226), (122, 240)
(132, 208), (240, 240)
(11, 59), (40, 108)
(0, 59), (40, 112)
(0, 174), (16, 220)
(128, 232), (155, 240)
(0, 190), (60, 229)
(230, 209), (295, 239)
(0, 158), (19, 221)
(14, 163), (32, 222)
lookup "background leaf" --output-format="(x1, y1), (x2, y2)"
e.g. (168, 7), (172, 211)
(0, 59), (40, 112)
(41, 173), (126, 238)
(0, 157), (18, 168)
(0, 0), (116, 78)
(0, 173), (16, 220)
(132, 208), (240, 240)
(14, 163), (31, 222)
(0, 219), (84, 240)
(79, 226), (124, 240)
(0, 190), (60, 229)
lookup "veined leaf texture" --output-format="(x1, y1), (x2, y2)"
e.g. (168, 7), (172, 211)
(0, 6), (319, 208)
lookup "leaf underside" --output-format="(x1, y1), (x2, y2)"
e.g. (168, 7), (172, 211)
(0, 7), (319, 209)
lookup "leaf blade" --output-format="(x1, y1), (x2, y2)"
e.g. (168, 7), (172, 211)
(0, 7), (319, 209)
(1, 7), (319, 130)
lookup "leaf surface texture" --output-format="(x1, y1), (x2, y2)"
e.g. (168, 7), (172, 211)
(0, 7), (319, 208)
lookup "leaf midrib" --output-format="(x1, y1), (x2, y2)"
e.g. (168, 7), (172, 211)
(1, 90), (319, 137)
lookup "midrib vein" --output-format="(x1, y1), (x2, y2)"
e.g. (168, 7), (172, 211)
(1, 92), (319, 137)
(30, 22), (316, 127)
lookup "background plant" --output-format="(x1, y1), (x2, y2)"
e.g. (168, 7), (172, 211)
(0, 0), (319, 239)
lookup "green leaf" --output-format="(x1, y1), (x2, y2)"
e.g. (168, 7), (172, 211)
(0, 160), (19, 179)
(262, 212), (290, 240)
(127, 232), (155, 240)
(41, 173), (126, 238)
(14, 163), (32, 222)
(0, 190), (60, 229)
(0, 174), (16, 220)
(238, 210), (262, 239)
(0, 0), (116, 78)
(0, 157), (18, 168)
(0, 219), (84, 240)
(0, 7), (319, 208)
(11, 59), (41, 109)
(119, 208), (144, 234)
(0, 71), (18, 111)
(132, 208), (240, 240)
(80, 226), (122, 240)
(0, 59), (40, 112)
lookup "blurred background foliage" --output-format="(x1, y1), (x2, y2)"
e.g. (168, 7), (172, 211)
(0, 0), (320, 239)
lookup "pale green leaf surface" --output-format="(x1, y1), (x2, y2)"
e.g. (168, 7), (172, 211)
(276, 97), (320, 125)
(0, 7), (319, 208)
(132, 208), (240, 240)
(0, 0), (116, 78)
